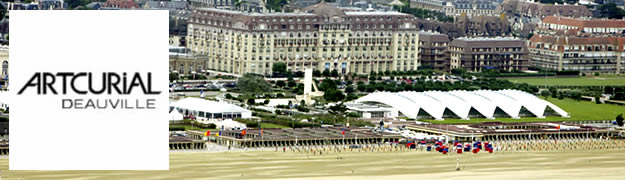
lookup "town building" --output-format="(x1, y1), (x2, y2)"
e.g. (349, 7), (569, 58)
(418, 31), (449, 71)
(291, 0), (323, 9)
(537, 16), (625, 35)
(410, 0), (445, 12)
(0, 46), (7, 90)
(497, 0), (592, 19)
(527, 34), (625, 73)
(448, 37), (528, 72)
(103, 0), (138, 9)
(186, 2), (419, 76)
(39, 0), (66, 10)
(143, 0), (190, 10)
(5, 2), (39, 10)
(189, 0), (234, 8)
(169, 46), (206, 75)
(443, 0), (498, 17)
(170, 10), (191, 47)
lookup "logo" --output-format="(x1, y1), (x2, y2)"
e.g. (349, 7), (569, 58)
(18, 72), (161, 109)
(9, 10), (169, 170)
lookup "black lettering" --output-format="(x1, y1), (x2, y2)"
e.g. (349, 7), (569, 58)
(88, 72), (106, 94)
(123, 72), (127, 94)
(146, 73), (161, 95)
(61, 99), (73, 109)
(74, 99), (83, 109)
(43, 72), (57, 94)
(127, 72), (147, 95)
(85, 99), (95, 109)
(18, 73), (41, 95)
(57, 72), (73, 94)
(71, 73), (88, 94)
(146, 99), (156, 109)
(108, 72), (122, 95)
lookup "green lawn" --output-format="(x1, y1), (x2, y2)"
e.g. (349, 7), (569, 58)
(260, 123), (290, 128)
(424, 98), (624, 124)
(503, 75), (625, 86)
(169, 125), (216, 131)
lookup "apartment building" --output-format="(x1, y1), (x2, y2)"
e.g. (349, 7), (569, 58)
(186, 2), (419, 75)
(418, 31), (450, 71)
(537, 16), (625, 35)
(448, 37), (528, 72)
(528, 34), (624, 73)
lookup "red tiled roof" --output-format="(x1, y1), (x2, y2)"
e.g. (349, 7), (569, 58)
(529, 34), (625, 52)
(543, 16), (625, 28)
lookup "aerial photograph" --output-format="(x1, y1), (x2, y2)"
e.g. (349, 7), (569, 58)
(0, 0), (625, 179)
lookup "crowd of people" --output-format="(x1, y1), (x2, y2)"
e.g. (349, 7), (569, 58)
(274, 138), (625, 156)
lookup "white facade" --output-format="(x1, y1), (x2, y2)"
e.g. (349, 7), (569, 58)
(355, 90), (569, 120)
(170, 97), (252, 120)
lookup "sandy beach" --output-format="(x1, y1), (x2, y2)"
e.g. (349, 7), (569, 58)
(1, 148), (624, 179)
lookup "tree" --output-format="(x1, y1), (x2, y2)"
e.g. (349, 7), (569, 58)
(313, 69), (321, 77)
(345, 85), (355, 93)
(598, 3), (625, 19)
(616, 114), (624, 127)
(549, 87), (558, 98)
(329, 102), (348, 115)
(169, 72), (179, 82)
(297, 105), (309, 112)
(540, 90), (551, 99)
(357, 84), (366, 92)
(237, 74), (271, 94)
(272, 62), (287, 76)
(571, 91), (582, 101)
(0, 4), (6, 21)
(330, 69), (339, 77)
(319, 78), (337, 91)
(266, 0), (289, 12)
(322, 69), (330, 77)
(614, 92), (625, 100)
(287, 77), (297, 87)
(247, 98), (256, 105)
(345, 93), (358, 101)
(276, 80), (286, 87)
(324, 89), (345, 102)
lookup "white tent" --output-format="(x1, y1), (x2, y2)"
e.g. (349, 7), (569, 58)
(170, 98), (252, 120)
(169, 110), (184, 121)
(355, 90), (569, 120)
(211, 119), (247, 130)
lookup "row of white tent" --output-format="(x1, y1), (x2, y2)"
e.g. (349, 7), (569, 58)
(170, 97), (252, 120)
(355, 90), (570, 120)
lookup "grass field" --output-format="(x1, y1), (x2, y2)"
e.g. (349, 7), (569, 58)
(169, 125), (215, 131)
(424, 98), (624, 124)
(503, 75), (625, 86)
(260, 123), (290, 128)
(2, 149), (625, 179)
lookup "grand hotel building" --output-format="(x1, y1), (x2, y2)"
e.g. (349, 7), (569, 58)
(186, 3), (419, 75)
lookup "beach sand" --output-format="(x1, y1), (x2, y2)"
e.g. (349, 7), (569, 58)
(0, 148), (624, 179)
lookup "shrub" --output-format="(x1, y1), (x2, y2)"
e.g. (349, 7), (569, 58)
(169, 127), (185, 131)
(297, 105), (310, 112)
(347, 112), (360, 118)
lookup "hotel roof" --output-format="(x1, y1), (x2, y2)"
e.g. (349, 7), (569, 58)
(542, 16), (625, 28)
